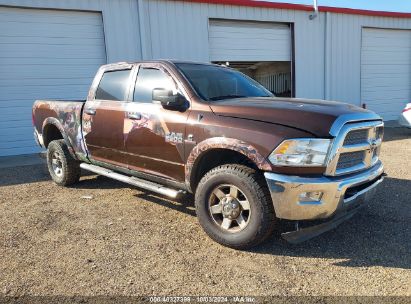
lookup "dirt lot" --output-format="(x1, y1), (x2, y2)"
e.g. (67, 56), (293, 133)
(0, 128), (410, 297)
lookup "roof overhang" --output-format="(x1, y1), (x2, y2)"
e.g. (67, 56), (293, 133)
(179, 0), (411, 19)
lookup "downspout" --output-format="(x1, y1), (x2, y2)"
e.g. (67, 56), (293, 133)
(309, 0), (318, 20)
(324, 12), (331, 100)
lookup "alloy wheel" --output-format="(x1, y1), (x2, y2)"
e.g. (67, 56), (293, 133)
(51, 151), (63, 177)
(208, 184), (251, 233)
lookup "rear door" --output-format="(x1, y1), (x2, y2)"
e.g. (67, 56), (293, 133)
(124, 63), (190, 181)
(83, 66), (133, 167)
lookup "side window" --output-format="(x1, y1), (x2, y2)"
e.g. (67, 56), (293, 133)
(133, 68), (176, 103)
(95, 69), (131, 101)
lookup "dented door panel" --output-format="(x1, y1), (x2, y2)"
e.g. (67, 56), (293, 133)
(124, 102), (188, 181)
(82, 100), (128, 166)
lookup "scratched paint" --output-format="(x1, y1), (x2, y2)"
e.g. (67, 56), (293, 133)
(34, 100), (88, 159)
(185, 137), (272, 189)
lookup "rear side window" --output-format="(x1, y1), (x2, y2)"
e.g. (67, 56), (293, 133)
(133, 68), (176, 103)
(95, 70), (131, 101)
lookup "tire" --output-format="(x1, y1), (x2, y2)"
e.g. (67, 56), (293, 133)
(47, 139), (81, 186)
(195, 164), (276, 249)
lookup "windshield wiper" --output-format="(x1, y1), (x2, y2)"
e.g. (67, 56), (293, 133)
(209, 95), (247, 101)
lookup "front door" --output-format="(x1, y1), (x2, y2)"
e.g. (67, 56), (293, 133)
(83, 68), (133, 167)
(124, 64), (190, 182)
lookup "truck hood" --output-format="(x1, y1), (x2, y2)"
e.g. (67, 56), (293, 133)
(209, 97), (376, 137)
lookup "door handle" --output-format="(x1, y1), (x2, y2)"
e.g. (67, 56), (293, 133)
(127, 112), (142, 120)
(84, 108), (96, 115)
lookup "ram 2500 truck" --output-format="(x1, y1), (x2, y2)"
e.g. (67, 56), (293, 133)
(32, 61), (385, 249)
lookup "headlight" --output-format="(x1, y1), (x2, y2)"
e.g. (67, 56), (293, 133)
(268, 138), (331, 167)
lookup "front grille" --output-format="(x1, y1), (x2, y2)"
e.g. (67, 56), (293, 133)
(336, 151), (365, 170)
(326, 121), (384, 176)
(343, 129), (368, 145)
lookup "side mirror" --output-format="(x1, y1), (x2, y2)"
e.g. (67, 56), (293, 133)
(152, 88), (187, 110)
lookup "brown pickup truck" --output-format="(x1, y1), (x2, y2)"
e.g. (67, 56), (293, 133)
(33, 60), (385, 249)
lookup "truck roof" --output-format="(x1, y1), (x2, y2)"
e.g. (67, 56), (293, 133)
(100, 60), (221, 69)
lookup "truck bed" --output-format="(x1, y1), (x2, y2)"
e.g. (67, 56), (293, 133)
(33, 99), (86, 159)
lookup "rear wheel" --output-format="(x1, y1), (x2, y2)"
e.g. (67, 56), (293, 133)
(47, 139), (80, 186)
(195, 164), (276, 249)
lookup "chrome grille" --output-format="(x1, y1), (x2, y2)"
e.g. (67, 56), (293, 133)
(343, 129), (368, 145)
(326, 120), (384, 176)
(336, 151), (365, 170)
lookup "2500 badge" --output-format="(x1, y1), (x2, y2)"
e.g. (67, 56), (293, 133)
(165, 132), (183, 143)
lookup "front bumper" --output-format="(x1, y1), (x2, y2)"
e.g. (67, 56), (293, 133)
(264, 161), (384, 221)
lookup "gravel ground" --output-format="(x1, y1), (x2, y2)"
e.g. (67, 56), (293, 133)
(0, 127), (410, 297)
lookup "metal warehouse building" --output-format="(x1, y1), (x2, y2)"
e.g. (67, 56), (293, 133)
(0, 0), (410, 156)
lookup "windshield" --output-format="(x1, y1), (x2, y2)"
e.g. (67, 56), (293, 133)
(175, 63), (273, 101)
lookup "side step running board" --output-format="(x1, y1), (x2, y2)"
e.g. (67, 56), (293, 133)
(80, 163), (182, 198)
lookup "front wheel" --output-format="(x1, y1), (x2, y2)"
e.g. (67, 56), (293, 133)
(47, 139), (80, 186)
(195, 164), (276, 249)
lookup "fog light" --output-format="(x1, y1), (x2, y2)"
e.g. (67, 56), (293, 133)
(299, 191), (323, 202)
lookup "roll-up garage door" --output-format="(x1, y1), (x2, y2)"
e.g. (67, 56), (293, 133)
(209, 19), (291, 62)
(0, 7), (106, 156)
(361, 28), (411, 121)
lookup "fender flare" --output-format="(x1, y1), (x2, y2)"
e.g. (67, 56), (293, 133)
(42, 117), (78, 159)
(185, 137), (272, 191)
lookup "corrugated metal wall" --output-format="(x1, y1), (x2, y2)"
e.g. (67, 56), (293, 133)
(0, 7), (107, 155)
(139, 0), (326, 100)
(140, 0), (411, 105)
(0, 0), (143, 156)
(360, 28), (411, 120)
(208, 20), (291, 61)
(0, 0), (142, 63)
(255, 73), (292, 95)
(325, 12), (411, 106)
(1, 0), (410, 105)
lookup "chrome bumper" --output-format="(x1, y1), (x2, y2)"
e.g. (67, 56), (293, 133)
(264, 161), (384, 221)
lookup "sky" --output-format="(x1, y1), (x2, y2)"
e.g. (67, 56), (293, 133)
(265, 0), (411, 13)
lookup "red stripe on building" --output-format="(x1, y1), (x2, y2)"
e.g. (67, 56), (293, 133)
(181, 0), (411, 19)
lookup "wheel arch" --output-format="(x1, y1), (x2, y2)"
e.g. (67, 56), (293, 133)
(185, 137), (272, 192)
(42, 118), (77, 159)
